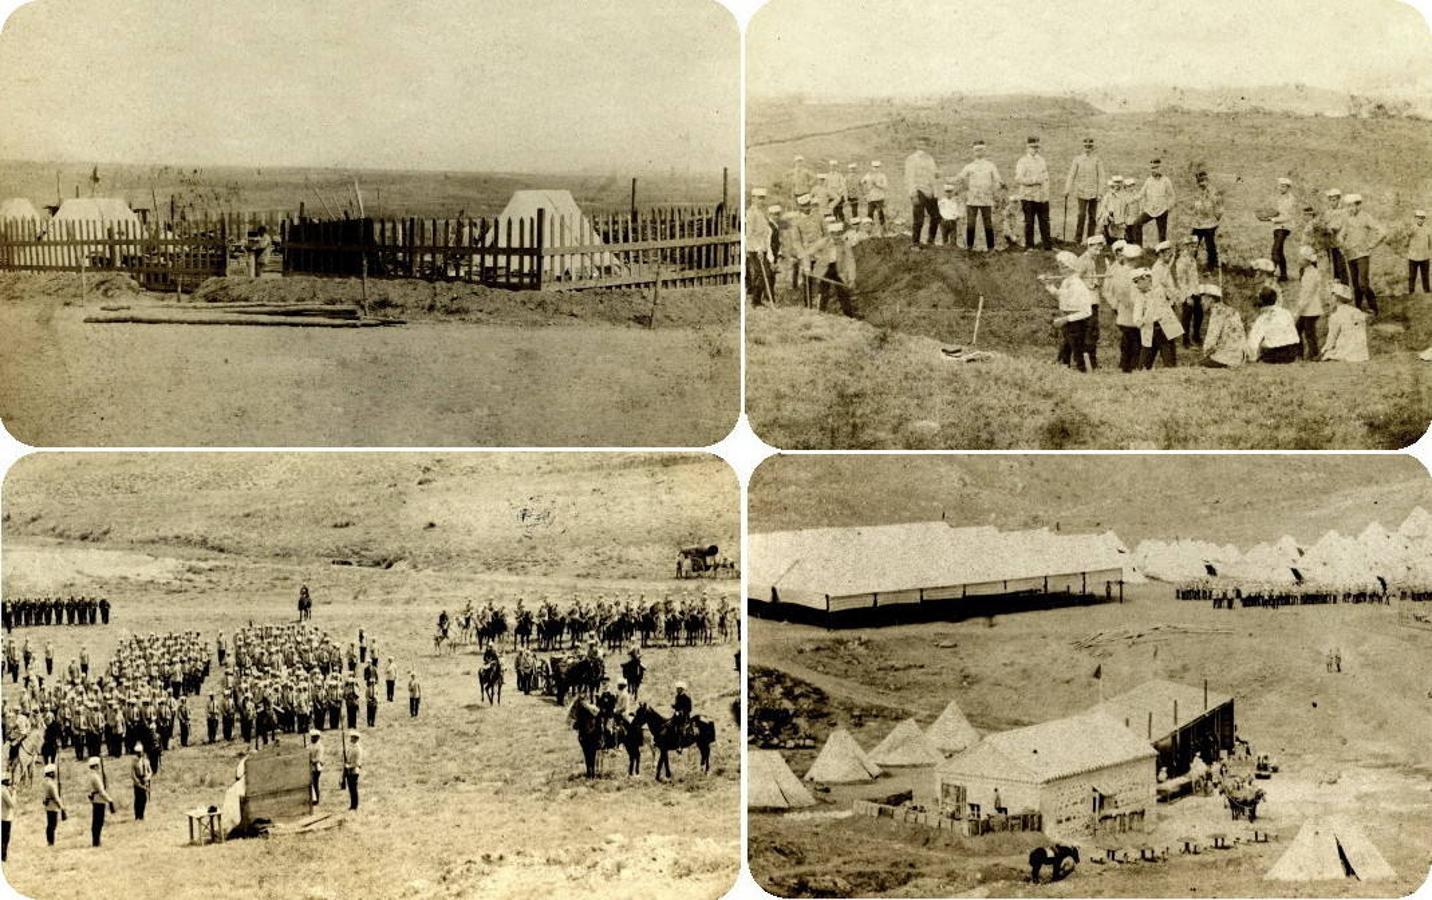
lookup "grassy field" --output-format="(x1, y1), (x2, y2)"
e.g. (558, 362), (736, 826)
(746, 100), (1432, 449)
(0, 274), (739, 447)
(746, 455), (1432, 897)
(0, 454), (741, 900)
(0, 160), (730, 220)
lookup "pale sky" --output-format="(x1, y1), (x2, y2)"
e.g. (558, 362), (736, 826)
(749, 0), (1432, 97)
(0, 0), (738, 172)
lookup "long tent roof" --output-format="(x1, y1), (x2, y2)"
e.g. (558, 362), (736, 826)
(1089, 679), (1233, 742)
(749, 522), (1128, 601)
(50, 197), (140, 225)
(936, 711), (1155, 786)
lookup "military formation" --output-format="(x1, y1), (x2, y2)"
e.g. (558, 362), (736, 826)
(3, 596), (111, 631)
(436, 591), (733, 653)
(1173, 581), (1411, 608)
(745, 135), (1430, 373)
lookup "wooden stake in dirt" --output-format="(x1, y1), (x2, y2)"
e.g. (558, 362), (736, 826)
(971, 295), (985, 347)
(648, 264), (663, 329)
(352, 179), (366, 218)
(79, 257), (87, 303)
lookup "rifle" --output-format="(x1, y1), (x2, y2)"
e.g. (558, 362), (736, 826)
(339, 721), (349, 790)
(98, 756), (115, 813)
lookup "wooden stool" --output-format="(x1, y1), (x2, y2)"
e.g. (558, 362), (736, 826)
(1179, 836), (1199, 854)
(1139, 845), (1157, 862)
(1211, 832), (1229, 850)
(187, 807), (223, 845)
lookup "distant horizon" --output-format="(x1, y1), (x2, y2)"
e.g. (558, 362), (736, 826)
(747, 79), (1429, 102)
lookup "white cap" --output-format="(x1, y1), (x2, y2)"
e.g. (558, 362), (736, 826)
(1085, 235), (1105, 247)
(847, 163), (857, 170)
(751, 188), (767, 198)
(828, 159), (838, 166)
(1277, 177), (1293, 186)
(675, 681), (688, 691)
(88, 757), (100, 767)
(1111, 239), (1127, 251)
(796, 194), (813, 206)
(1155, 240), (1172, 252)
(1299, 245), (1318, 262)
(1252, 258), (1276, 273)
(1331, 282), (1353, 299)
(794, 155), (805, 161)
(1416, 210), (1427, 218)
(1345, 193), (1363, 204)
(1121, 244), (1142, 259)
(942, 183), (956, 192)
(1055, 250), (1079, 269)
(871, 160), (882, 167)
(1200, 283), (1223, 298)
(767, 204), (782, 214)
(43, 763), (56, 775)
(1326, 188), (1341, 198)
(826, 222), (845, 233)
(1131, 267), (1153, 279)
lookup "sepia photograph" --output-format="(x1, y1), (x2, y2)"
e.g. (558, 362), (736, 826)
(0, 452), (741, 898)
(747, 454), (1432, 897)
(744, 0), (1432, 449)
(0, 0), (740, 447)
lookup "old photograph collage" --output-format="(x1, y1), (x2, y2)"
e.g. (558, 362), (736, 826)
(0, 1), (1428, 899)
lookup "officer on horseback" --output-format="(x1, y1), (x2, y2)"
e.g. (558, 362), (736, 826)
(672, 681), (693, 742)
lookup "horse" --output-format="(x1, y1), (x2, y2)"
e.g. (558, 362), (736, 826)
(478, 610), (508, 648)
(615, 712), (645, 776)
(561, 657), (604, 703)
(1029, 844), (1080, 884)
(478, 657), (503, 705)
(7, 729), (39, 789)
(568, 699), (606, 779)
(632, 703), (715, 782)
(433, 631), (454, 656)
(513, 610), (534, 648)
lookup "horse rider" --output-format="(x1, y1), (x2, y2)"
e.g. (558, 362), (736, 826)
(672, 682), (693, 741)
(437, 610), (450, 639)
(482, 644), (500, 667)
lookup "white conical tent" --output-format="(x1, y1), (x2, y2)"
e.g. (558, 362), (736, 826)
(1400, 507), (1431, 539)
(1266, 819), (1395, 882)
(748, 749), (817, 810)
(487, 189), (616, 277)
(805, 728), (882, 783)
(926, 700), (980, 755)
(868, 719), (945, 767)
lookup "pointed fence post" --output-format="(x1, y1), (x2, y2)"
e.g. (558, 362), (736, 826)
(533, 208), (545, 290)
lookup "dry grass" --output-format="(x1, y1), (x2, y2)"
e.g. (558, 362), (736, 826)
(747, 307), (1431, 449)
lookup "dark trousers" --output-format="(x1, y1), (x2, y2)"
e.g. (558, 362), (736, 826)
(1329, 247), (1348, 283)
(1142, 325), (1177, 368)
(91, 803), (105, 846)
(45, 658), (53, 676)
(1060, 318), (1089, 372)
(746, 252), (772, 304)
(366, 703), (377, 727)
(1118, 325), (1142, 372)
(207, 719), (218, 743)
(46, 810), (59, 845)
(818, 264), (854, 316)
(222, 715), (233, 741)
(1133, 211), (1168, 245)
(1022, 200), (1052, 249)
(867, 200), (886, 229)
(386, 680), (395, 702)
(1192, 226), (1219, 270)
(1348, 255), (1377, 314)
(1083, 307), (1101, 368)
(1180, 297), (1204, 346)
(1297, 315), (1321, 358)
(938, 219), (959, 245)
(345, 771), (359, 810)
(346, 705), (358, 730)
(846, 200), (859, 220)
(2, 819), (9, 861)
(966, 205), (995, 250)
(1409, 259), (1430, 293)
(1074, 198), (1099, 243)
(1259, 343), (1298, 364)
(911, 191), (940, 245)
(410, 697), (420, 717)
(1272, 229), (1290, 281)
(311, 769), (321, 803)
(133, 787), (147, 821)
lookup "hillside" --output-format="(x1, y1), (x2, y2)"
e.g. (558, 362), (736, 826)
(3, 453), (738, 579)
(750, 455), (1432, 548)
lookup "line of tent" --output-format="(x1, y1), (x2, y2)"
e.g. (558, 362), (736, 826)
(751, 699), (980, 809)
(1131, 507), (1432, 586)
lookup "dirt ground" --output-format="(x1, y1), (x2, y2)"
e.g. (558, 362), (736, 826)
(0, 273), (738, 447)
(0, 454), (741, 900)
(748, 596), (1432, 898)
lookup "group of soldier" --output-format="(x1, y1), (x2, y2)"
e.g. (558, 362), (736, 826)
(2, 596), (111, 631)
(1174, 581), (1402, 608)
(745, 133), (1430, 372)
(0, 617), (409, 856)
(437, 591), (732, 653)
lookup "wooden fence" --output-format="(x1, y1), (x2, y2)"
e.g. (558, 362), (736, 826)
(0, 216), (233, 290)
(0, 205), (739, 292)
(282, 204), (740, 291)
